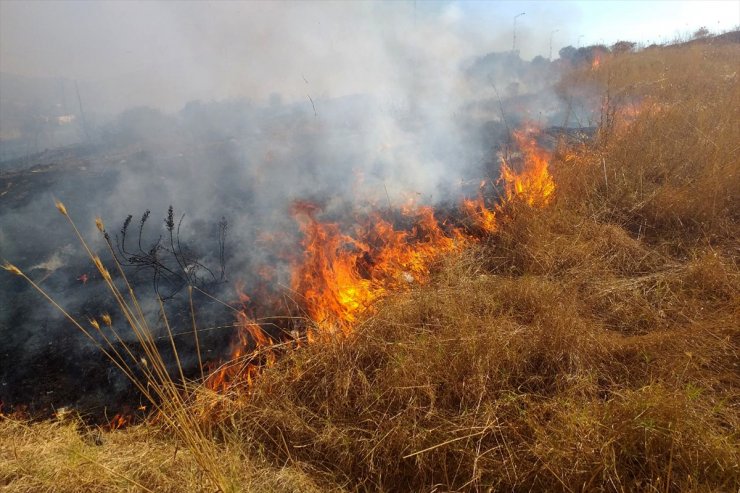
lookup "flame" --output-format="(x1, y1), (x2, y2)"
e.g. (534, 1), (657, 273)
(500, 127), (555, 208)
(205, 285), (273, 391)
(462, 180), (498, 233)
(108, 413), (128, 430)
(290, 202), (464, 337)
(591, 54), (602, 70)
(208, 123), (555, 390)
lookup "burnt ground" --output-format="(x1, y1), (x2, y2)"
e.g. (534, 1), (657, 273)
(0, 142), (242, 422)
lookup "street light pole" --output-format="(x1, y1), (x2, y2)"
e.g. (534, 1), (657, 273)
(549, 29), (559, 61)
(512, 12), (526, 53)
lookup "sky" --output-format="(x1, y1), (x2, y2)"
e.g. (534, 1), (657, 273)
(455, 1), (739, 51)
(0, 0), (737, 109)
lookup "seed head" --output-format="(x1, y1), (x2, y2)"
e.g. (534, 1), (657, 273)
(95, 217), (105, 233)
(92, 255), (111, 281)
(101, 312), (112, 326)
(2, 262), (22, 276)
(55, 200), (68, 217)
(89, 318), (100, 330)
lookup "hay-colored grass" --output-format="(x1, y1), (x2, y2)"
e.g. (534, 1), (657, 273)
(0, 416), (332, 493)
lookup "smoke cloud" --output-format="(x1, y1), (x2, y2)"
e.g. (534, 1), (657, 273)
(1, 1), (578, 415)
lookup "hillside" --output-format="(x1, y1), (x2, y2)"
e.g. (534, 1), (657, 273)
(2, 38), (739, 492)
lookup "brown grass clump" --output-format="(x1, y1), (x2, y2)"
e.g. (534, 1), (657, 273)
(234, 243), (737, 491)
(0, 416), (332, 493)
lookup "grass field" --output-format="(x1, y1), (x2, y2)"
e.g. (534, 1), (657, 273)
(2, 37), (738, 492)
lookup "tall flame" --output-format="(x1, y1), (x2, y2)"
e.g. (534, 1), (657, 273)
(205, 285), (273, 391)
(500, 127), (555, 208)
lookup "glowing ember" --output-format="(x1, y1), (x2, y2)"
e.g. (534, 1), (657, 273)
(108, 413), (128, 430)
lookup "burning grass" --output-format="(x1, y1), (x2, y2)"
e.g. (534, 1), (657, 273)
(231, 201), (738, 491)
(2, 37), (739, 492)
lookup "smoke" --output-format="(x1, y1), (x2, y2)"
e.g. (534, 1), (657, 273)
(0, 1), (576, 416)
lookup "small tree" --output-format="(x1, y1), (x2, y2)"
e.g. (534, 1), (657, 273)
(611, 41), (636, 55)
(693, 27), (709, 39)
(558, 45), (578, 63)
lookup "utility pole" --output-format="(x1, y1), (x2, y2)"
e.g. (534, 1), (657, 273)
(512, 12), (526, 53)
(577, 34), (585, 48)
(549, 29), (559, 61)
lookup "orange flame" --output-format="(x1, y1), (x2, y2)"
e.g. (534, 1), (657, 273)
(108, 413), (128, 430)
(208, 123), (555, 390)
(205, 285), (273, 391)
(290, 202), (463, 337)
(462, 180), (498, 233)
(500, 127), (555, 208)
(591, 54), (601, 70)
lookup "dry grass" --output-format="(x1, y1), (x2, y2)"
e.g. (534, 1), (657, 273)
(557, 41), (739, 250)
(0, 416), (332, 492)
(3, 37), (739, 492)
(234, 240), (737, 491)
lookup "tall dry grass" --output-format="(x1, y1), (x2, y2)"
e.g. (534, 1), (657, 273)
(556, 41), (739, 250)
(0, 416), (330, 492)
(3, 207), (241, 491)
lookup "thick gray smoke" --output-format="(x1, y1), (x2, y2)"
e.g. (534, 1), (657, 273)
(0, 1), (576, 416)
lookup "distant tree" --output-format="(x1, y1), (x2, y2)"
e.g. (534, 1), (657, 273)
(693, 27), (710, 39)
(611, 41), (636, 54)
(589, 44), (611, 54)
(531, 55), (549, 66)
(559, 44), (609, 66)
(558, 45), (578, 62)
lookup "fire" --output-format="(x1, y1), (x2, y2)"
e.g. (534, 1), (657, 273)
(108, 413), (128, 430)
(208, 123), (555, 390)
(500, 127), (555, 208)
(462, 180), (498, 233)
(206, 285), (273, 391)
(591, 54), (601, 70)
(290, 202), (464, 337)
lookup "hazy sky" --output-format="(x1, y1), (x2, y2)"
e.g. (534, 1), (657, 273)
(456, 1), (739, 48)
(0, 0), (737, 109)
